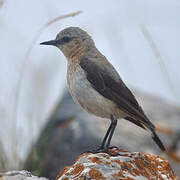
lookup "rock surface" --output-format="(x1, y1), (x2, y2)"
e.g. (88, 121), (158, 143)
(25, 90), (180, 179)
(0, 170), (48, 180)
(57, 149), (178, 180)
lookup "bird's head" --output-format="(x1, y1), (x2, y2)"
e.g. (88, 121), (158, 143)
(40, 27), (95, 59)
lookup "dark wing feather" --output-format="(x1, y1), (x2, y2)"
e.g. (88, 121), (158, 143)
(80, 58), (155, 130)
(125, 117), (145, 129)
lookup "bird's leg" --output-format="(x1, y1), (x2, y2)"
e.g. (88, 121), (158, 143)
(84, 120), (113, 154)
(105, 116), (118, 153)
(98, 120), (113, 150)
(85, 116), (118, 155)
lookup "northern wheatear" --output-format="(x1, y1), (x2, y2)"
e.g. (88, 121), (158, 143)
(40, 27), (165, 154)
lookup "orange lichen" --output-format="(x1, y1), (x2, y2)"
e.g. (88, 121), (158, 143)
(112, 159), (121, 165)
(112, 170), (124, 178)
(108, 148), (120, 156)
(134, 158), (146, 169)
(117, 149), (129, 153)
(56, 150), (178, 180)
(127, 153), (178, 179)
(73, 153), (88, 163)
(105, 161), (111, 166)
(56, 166), (71, 179)
(88, 156), (102, 164)
(131, 153), (137, 156)
(145, 154), (174, 177)
(70, 163), (85, 176)
(129, 170), (138, 177)
(119, 153), (130, 157)
(126, 162), (133, 169)
(121, 162), (130, 169)
(124, 178), (135, 180)
(100, 153), (110, 159)
(88, 168), (105, 180)
(132, 168), (140, 176)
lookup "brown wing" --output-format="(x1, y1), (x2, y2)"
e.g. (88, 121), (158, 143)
(80, 57), (155, 130)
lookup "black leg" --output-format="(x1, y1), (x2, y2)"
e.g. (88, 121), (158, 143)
(105, 116), (117, 150)
(84, 115), (119, 156)
(99, 120), (113, 149)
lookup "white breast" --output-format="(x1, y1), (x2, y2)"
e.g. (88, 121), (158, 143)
(67, 63), (126, 119)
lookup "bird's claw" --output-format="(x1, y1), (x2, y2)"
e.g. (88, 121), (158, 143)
(108, 145), (119, 150)
(84, 145), (119, 156)
(84, 147), (104, 154)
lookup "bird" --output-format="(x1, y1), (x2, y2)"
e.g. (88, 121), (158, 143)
(40, 27), (165, 154)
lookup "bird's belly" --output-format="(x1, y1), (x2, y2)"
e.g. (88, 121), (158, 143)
(67, 65), (126, 119)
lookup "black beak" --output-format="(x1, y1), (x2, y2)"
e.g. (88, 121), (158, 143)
(40, 40), (58, 46)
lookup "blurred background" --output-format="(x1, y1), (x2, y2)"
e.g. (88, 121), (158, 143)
(0, 0), (180, 179)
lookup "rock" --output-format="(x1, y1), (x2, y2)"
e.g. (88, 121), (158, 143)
(25, 90), (180, 179)
(0, 170), (48, 180)
(57, 148), (178, 180)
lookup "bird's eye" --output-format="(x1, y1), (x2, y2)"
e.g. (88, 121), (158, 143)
(61, 36), (71, 43)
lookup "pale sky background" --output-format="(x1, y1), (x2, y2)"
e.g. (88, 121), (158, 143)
(0, 0), (180, 167)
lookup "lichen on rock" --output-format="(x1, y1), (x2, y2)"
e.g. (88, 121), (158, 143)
(57, 148), (178, 180)
(0, 170), (48, 180)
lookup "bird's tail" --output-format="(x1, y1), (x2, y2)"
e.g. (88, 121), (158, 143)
(152, 131), (166, 152)
(125, 117), (166, 151)
(125, 116), (166, 151)
(137, 117), (166, 152)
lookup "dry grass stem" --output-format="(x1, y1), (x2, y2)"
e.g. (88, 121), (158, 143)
(45, 11), (82, 27)
(140, 24), (179, 101)
(12, 11), (82, 168)
(14, 10), (82, 122)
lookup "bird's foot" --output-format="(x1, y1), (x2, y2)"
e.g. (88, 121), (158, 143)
(84, 146), (119, 156)
(105, 146), (120, 156)
(108, 145), (119, 150)
(84, 146), (104, 154)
